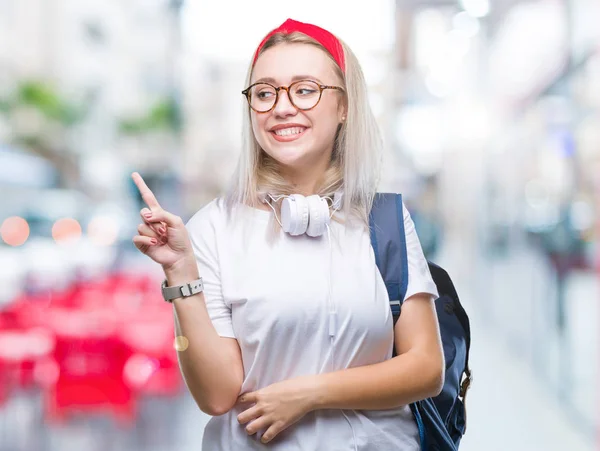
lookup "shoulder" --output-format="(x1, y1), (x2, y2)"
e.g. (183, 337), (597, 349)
(401, 199), (412, 221)
(185, 197), (227, 233)
(373, 192), (413, 220)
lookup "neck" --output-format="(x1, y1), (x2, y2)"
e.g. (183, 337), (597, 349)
(280, 157), (330, 196)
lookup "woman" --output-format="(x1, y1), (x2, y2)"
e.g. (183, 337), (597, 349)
(132, 18), (444, 450)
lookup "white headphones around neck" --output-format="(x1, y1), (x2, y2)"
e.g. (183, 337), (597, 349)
(262, 192), (343, 237)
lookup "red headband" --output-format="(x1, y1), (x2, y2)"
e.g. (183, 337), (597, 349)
(252, 19), (346, 73)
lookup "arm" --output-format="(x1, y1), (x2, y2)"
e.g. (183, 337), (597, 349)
(166, 257), (244, 416)
(236, 292), (444, 443)
(311, 292), (444, 410)
(130, 173), (243, 416)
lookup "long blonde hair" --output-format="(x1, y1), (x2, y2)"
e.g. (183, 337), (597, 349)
(225, 31), (382, 227)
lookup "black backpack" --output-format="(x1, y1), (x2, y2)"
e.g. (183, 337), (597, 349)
(369, 193), (472, 450)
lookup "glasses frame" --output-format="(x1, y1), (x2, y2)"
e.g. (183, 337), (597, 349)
(241, 79), (345, 113)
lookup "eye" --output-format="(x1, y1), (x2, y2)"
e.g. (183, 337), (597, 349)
(292, 81), (320, 97)
(257, 90), (275, 99)
(297, 88), (317, 95)
(252, 84), (276, 101)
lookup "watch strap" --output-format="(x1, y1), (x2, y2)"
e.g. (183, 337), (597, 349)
(161, 278), (204, 302)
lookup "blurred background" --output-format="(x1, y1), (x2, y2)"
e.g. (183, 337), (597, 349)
(0, 0), (598, 450)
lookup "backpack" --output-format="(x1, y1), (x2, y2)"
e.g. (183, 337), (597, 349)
(369, 192), (472, 451)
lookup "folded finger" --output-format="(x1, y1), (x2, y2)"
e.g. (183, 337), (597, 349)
(143, 208), (182, 229)
(140, 209), (166, 233)
(137, 223), (160, 239)
(133, 235), (158, 250)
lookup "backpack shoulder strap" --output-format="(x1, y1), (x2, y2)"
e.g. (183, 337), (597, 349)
(369, 193), (409, 326)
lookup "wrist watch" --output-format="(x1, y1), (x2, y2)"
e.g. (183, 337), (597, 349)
(161, 277), (204, 303)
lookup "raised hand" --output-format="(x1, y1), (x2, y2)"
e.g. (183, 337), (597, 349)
(131, 172), (194, 271)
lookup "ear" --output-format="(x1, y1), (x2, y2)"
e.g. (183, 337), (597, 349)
(338, 101), (347, 124)
(337, 88), (348, 124)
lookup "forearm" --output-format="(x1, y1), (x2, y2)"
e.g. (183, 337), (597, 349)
(165, 259), (243, 415)
(312, 351), (444, 411)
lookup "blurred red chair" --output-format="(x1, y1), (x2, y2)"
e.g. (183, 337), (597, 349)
(0, 327), (55, 394)
(42, 307), (136, 425)
(0, 361), (7, 406)
(3, 269), (177, 424)
(0, 316), (10, 405)
(119, 308), (182, 397)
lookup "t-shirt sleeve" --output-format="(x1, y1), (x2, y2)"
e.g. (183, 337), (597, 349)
(402, 202), (439, 302)
(185, 200), (236, 338)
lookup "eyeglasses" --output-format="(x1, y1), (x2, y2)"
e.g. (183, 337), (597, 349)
(242, 79), (344, 113)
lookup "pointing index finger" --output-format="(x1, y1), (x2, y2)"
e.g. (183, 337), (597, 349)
(131, 172), (161, 209)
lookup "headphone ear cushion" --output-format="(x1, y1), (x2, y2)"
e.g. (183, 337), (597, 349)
(281, 194), (309, 236)
(306, 195), (330, 237)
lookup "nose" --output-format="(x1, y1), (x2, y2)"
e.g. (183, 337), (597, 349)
(272, 88), (297, 118)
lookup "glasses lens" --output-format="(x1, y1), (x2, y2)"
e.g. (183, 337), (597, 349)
(290, 80), (321, 110)
(248, 83), (277, 112)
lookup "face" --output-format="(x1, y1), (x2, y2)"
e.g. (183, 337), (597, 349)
(249, 43), (346, 174)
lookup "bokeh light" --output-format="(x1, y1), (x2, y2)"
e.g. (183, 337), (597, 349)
(123, 354), (160, 388)
(0, 216), (30, 246)
(174, 336), (189, 352)
(87, 215), (119, 246)
(52, 218), (82, 244)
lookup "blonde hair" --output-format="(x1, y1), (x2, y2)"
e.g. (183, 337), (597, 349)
(224, 31), (382, 227)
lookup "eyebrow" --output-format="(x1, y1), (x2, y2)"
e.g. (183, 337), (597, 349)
(253, 75), (323, 84)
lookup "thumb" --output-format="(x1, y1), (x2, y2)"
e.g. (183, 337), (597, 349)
(146, 208), (183, 228)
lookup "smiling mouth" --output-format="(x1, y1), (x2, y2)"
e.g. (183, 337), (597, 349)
(270, 126), (308, 142)
(271, 127), (307, 137)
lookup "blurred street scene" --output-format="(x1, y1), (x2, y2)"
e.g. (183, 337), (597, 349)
(1, 0), (599, 450)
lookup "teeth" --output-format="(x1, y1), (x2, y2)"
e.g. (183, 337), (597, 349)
(274, 127), (305, 136)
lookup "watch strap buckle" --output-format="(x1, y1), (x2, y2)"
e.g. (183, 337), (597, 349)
(161, 277), (203, 302)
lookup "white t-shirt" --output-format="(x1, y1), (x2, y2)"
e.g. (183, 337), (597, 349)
(185, 198), (439, 451)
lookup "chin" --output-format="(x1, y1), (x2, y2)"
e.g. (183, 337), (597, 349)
(263, 142), (310, 166)
(269, 152), (308, 170)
